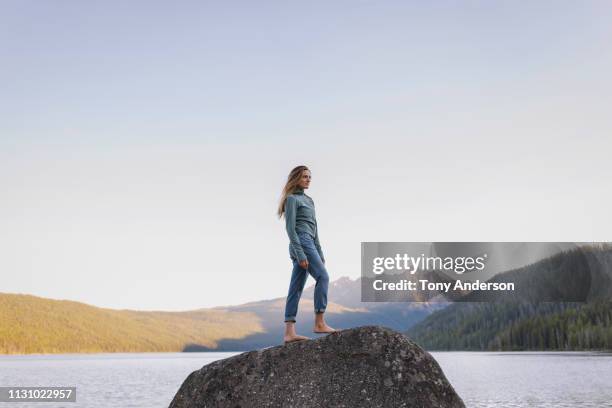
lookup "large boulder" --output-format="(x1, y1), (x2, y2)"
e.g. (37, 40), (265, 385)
(169, 325), (465, 408)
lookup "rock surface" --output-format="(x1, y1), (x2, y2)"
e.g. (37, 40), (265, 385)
(169, 325), (465, 408)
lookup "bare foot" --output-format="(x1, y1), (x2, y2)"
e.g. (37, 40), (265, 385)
(313, 323), (337, 333)
(283, 334), (310, 344)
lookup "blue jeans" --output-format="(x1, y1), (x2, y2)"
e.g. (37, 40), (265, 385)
(284, 231), (329, 322)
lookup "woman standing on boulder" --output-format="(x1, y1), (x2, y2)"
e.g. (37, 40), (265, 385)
(278, 165), (337, 344)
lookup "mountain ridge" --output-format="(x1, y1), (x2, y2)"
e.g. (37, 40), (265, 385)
(407, 246), (612, 351)
(0, 276), (439, 354)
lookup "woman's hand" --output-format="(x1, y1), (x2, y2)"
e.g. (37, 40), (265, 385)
(300, 259), (309, 269)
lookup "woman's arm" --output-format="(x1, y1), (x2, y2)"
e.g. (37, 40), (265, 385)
(285, 196), (307, 262)
(314, 221), (325, 264)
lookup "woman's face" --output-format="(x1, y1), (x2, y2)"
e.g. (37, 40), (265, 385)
(298, 170), (311, 189)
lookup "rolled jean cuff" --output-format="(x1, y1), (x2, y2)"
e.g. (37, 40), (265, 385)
(315, 308), (325, 314)
(285, 316), (296, 323)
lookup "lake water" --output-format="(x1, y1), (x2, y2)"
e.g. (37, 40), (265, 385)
(1, 351), (611, 407)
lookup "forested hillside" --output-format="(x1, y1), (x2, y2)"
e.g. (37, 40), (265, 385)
(407, 245), (612, 351)
(408, 301), (612, 350)
(0, 293), (262, 354)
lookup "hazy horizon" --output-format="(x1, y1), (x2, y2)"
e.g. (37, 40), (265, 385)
(2, 1), (611, 310)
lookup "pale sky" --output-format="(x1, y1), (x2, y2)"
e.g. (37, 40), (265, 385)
(1, 1), (611, 311)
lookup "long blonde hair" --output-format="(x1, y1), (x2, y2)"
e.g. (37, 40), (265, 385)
(277, 165), (309, 219)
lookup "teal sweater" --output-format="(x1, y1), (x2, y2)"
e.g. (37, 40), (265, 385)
(284, 188), (325, 263)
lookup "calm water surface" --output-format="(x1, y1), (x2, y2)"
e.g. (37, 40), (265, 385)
(1, 351), (611, 407)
